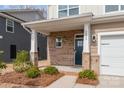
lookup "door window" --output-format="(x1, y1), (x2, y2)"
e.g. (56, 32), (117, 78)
(77, 41), (83, 47)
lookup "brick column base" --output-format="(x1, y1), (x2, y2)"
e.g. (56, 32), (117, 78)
(91, 55), (99, 75)
(30, 52), (38, 67)
(82, 53), (90, 69)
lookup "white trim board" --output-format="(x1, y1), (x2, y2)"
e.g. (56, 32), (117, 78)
(97, 31), (124, 55)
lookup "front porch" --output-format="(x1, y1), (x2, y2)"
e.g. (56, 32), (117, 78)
(22, 13), (93, 73)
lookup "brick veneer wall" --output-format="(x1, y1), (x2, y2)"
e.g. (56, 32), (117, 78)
(49, 30), (83, 66)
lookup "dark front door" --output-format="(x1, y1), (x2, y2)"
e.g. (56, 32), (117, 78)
(75, 38), (83, 65)
(10, 45), (16, 59)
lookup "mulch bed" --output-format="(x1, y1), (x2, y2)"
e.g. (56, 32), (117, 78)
(0, 72), (64, 87)
(76, 77), (99, 86)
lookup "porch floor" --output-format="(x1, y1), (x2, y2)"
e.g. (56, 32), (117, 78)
(38, 60), (82, 74)
(53, 65), (82, 73)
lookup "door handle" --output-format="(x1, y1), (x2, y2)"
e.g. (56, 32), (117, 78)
(101, 65), (109, 67)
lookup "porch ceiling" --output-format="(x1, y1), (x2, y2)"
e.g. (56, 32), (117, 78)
(22, 13), (93, 35)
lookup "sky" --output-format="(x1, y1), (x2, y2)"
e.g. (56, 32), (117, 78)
(0, 5), (47, 10)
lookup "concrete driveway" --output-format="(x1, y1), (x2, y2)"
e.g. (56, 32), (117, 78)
(97, 75), (124, 88)
(47, 75), (124, 88)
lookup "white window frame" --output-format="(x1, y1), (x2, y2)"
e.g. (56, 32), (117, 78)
(104, 5), (124, 14)
(0, 35), (3, 39)
(55, 36), (63, 48)
(6, 19), (14, 33)
(58, 5), (79, 18)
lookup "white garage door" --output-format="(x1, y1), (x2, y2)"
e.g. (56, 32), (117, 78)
(100, 35), (124, 76)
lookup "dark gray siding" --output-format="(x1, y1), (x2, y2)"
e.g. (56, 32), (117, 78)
(37, 33), (47, 60)
(0, 16), (47, 62)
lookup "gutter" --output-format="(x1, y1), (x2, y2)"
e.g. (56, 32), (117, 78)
(92, 12), (124, 24)
(22, 24), (32, 34)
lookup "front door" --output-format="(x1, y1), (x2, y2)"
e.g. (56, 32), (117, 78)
(75, 36), (83, 65)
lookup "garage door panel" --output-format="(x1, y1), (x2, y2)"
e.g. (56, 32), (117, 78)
(100, 35), (124, 76)
(101, 47), (124, 57)
(101, 39), (124, 47)
(101, 57), (124, 62)
(101, 67), (124, 76)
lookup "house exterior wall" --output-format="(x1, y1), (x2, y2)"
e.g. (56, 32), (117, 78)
(47, 21), (124, 74)
(91, 21), (124, 74)
(49, 30), (83, 66)
(47, 5), (124, 75)
(48, 5), (104, 19)
(0, 16), (47, 62)
(48, 5), (58, 19)
(80, 5), (103, 16)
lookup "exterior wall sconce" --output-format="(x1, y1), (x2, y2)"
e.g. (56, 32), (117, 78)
(92, 34), (96, 43)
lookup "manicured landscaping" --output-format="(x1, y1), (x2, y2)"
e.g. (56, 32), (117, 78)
(0, 50), (64, 87)
(76, 69), (99, 85)
(0, 71), (64, 87)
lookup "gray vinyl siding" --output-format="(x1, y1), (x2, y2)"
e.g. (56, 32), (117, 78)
(0, 16), (47, 62)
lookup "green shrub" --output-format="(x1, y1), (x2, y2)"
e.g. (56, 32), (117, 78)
(13, 61), (33, 73)
(79, 70), (97, 80)
(25, 66), (40, 78)
(0, 51), (4, 61)
(13, 50), (32, 73)
(0, 62), (7, 69)
(0, 51), (7, 74)
(40, 69), (44, 74)
(0, 62), (7, 74)
(16, 50), (29, 62)
(44, 66), (59, 75)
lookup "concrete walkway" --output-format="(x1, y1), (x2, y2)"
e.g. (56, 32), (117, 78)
(47, 75), (77, 88)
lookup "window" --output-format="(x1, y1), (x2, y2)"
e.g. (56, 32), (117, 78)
(59, 5), (67, 10)
(121, 5), (124, 10)
(59, 10), (67, 18)
(69, 8), (79, 16)
(6, 19), (14, 33)
(105, 5), (119, 13)
(105, 5), (124, 13)
(58, 5), (79, 18)
(55, 37), (62, 48)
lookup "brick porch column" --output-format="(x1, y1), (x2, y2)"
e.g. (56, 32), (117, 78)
(30, 30), (38, 66)
(83, 23), (91, 69)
